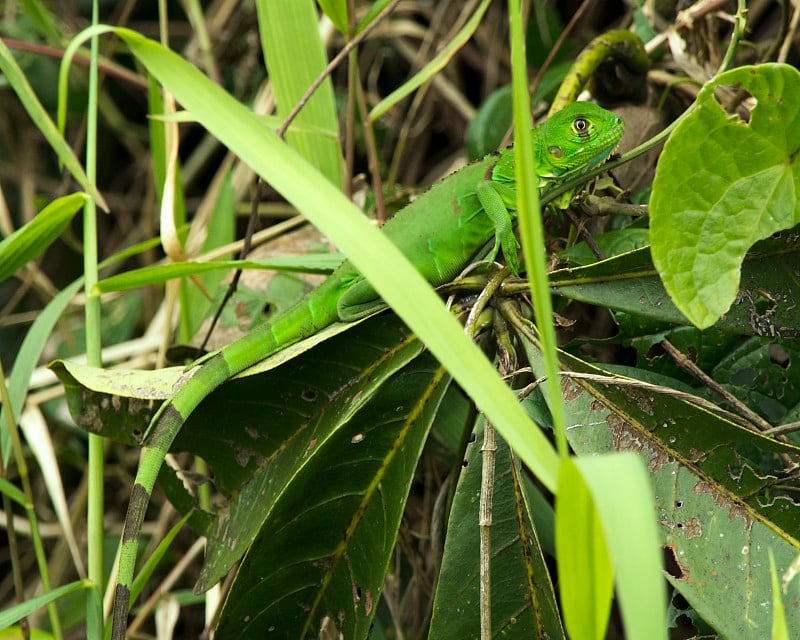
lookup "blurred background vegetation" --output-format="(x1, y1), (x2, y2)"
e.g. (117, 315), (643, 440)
(1, 1), (796, 637)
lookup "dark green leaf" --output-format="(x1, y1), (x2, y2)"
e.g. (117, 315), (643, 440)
(524, 339), (800, 637)
(195, 314), (424, 588)
(552, 239), (800, 337)
(430, 420), (565, 638)
(213, 352), (447, 639)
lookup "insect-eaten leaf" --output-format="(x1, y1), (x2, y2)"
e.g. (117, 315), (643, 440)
(651, 63), (800, 329)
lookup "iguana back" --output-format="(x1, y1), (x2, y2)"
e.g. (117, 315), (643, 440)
(110, 101), (624, 639)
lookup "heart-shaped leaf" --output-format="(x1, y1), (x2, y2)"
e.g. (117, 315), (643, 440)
(651, 63), (800, 328)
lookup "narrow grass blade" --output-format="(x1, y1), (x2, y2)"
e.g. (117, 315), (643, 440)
(573, 454), (667, 640)
(556, 458), (613, 640)
(369, 0), (492, 121)
(257, 0), (342, 186)
(0, 39), (106, 209)
(0, 193), (87, 281)
(0, 580), (91, 628)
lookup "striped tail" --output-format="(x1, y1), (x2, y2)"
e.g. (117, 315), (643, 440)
(111, 279), (343, 638)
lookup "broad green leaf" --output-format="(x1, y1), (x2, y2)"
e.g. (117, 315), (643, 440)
(430, 420), (565, 639)
(0, 193), (87, 281)
(551, 237), (800, 338)
(214, 353), (445, 639)
(196, 315), (424, 587)
(555, 458), (613, 640)
(541, 346), (800, 637)
(651, 63), (800, 329)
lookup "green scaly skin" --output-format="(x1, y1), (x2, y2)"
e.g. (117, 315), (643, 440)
(111, 102), (623, 638)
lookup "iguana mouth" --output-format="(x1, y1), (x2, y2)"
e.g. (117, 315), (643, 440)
(587, 141), (620, 170)
(603, 142), (622, 164)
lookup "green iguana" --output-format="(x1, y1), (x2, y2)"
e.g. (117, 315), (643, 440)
(111, 101), (624, 637)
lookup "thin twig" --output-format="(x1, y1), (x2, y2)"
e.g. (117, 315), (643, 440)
(659, 338), (772, 432)
(562, 207), (604, 260)
(479, 418), (496, 640)
(516, 369), (763, 434)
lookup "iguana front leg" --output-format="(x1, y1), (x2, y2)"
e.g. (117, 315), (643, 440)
(475, 180), (521, 276)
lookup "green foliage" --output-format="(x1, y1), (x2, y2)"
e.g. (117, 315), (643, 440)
(651, 64), (800, 328)
(215, 353), (445, 638)
(0, 39), (104, 208)
(557, 347), (800, 636)
(466, 84), (513, 160)
(317, 0), (348, 34)
(465, 64), (570, 160)
(93, 254), (342, 295)
(430, 419), (564, 638)
(257, 0), (343, 187)
(770, 550), (790, 640)
(0, 581), (91, 630)
(368, 0), (493, 121)
(556, 458), (614, 640)
(0, 193), (86, 282)
(5, 2), (800, 639)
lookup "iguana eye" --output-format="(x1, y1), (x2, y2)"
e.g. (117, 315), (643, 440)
(573, 117), (589, 132)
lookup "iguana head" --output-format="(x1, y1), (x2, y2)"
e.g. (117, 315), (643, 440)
(535, 101), (624, 179)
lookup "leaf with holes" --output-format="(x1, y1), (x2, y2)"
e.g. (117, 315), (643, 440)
(522, 338), (800, 638)
(551, 234), (800, 337)
(650, 63), (800, 329)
